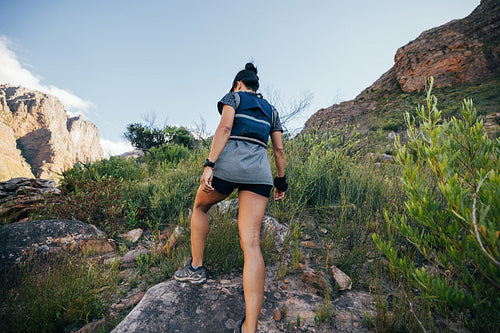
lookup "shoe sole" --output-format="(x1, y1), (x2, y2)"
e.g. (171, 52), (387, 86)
(174, 275), (207, 285)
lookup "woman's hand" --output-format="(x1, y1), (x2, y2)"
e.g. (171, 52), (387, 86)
(274, 188), (285, 201)
(200, 167), (214, 193)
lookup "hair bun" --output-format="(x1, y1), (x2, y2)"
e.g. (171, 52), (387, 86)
(245, 63), (258, 74)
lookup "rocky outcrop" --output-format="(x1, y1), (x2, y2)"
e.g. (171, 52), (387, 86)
(0, 123), (34, 180)
(0, 219), (113, 275)
(304, 0), (500, 132)
(0, 177), (60, 223)
(111, 265), (374, 333)
(0, 85), (103, 181)
(393, 0), (500, 92)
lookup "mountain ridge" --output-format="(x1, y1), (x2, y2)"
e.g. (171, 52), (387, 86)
(304, 0), (500, 134)
(0, 84), (103, 181)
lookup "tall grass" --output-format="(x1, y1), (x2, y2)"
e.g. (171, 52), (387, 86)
(1, 253), (118, 333)
(269, 127), (405, 283)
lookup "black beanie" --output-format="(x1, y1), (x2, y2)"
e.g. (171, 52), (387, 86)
(230, 63), (259, 92)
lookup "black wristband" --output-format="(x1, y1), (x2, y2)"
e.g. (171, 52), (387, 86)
(203, 159), (215, 168)
(274, 176), (288, 192)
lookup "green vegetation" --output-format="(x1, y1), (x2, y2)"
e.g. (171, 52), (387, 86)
(357, 76), (500, 153)
(1, 253), (119, 333)
(124, 122), (195, 151)
(373, 79), (500, 331)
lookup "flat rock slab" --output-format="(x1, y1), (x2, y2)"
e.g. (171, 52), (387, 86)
(112, 266), (374, 333)
(112, 280), (248, 333)
(0, 219), (104, 272)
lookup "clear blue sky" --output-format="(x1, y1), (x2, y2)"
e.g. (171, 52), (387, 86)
(0, 0), (480, 155)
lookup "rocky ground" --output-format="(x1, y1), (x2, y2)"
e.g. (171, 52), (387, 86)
(1, 221), (376, 333)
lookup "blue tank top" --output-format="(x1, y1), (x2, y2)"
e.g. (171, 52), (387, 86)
(228, 92), (273, 147)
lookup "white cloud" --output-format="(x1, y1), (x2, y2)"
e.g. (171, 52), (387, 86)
(100, 138), (135, 158)
(0, 35), (93, 113)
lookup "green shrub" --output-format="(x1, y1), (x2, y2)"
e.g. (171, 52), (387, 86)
(373, 78), (500, 331)
(33, 177), (127, 237)
(60, 156), (145, 192)
(203, 212), (243, 274)
(126, 147), (207, 227)
(145, 143), (191, 171)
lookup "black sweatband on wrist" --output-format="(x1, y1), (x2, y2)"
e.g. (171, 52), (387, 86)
(274, 176), (288, 192)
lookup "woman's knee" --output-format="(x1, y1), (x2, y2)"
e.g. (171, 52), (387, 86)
(193, 201), (211, 214)
(239, 236), (261, 252)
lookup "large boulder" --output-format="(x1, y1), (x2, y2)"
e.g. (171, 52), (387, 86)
(111, 266), (375, 333)
(0, 219), (113, 275)
(0, 177), (60, 223)
(111, 280), (247, 333)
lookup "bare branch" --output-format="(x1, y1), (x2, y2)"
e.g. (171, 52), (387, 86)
(192, 114), (211, 145)
(401, 280), (427, 333)
(263, 86), (313, 133)
(472, 170), (499, 266)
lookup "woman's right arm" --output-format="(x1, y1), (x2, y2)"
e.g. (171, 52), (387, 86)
(200, 105), (235, 192)
(208, 105), (235, 163)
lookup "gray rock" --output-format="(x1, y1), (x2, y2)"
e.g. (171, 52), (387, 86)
(111, 280), (247, 333)
(330, 265), (352, 291)
(261, 215), (289, 246)
(215, 198), (239, 216)
(119, 228), (143, 243)
(0, 219), (104, 275)
(332, 291), (375, 330)
(107, 247), (149, 268)
(0, 177), (61, 223)
(111, 263), (373, 332)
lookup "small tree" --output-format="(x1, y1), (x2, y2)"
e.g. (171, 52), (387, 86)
(124, 123), (194, 151)
(373, 78), (500, 331)
(124, 123), (166, 151)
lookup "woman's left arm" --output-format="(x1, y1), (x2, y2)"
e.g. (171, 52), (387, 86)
(271, 131), (286, 200)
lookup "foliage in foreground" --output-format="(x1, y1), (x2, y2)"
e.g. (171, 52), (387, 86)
(373, 79), (500, 331)
(0, 253), (118, 333)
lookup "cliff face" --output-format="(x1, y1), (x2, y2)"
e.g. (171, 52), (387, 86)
(304, 0), (500, 132)
(0, 85), (103, 181)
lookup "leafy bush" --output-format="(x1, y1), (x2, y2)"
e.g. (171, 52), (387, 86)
(272, 126), (405, 286)
(60, 156), (145, 192)
(373, 79), (500, 331)
(145, 143), (191, 171)
(125, 123), (194, 150)
(33, 177), (127, 236)
(125, 147), (207, 227)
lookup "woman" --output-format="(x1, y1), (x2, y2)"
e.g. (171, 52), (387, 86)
(174, 62), (288, 333)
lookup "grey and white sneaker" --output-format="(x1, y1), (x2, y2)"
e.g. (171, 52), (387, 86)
(174, 259), (207, 285)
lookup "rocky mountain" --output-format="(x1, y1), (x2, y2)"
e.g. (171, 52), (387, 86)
(304, 0), (500, 133)
(0, 85), (103, 181)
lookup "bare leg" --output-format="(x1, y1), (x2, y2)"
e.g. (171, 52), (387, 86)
(191, 186), (228, 267)
(238, 190), (268, 333)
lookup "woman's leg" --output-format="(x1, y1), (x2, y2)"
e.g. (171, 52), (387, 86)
(237, 190), (268, 333)
(191, 186), (228, 267)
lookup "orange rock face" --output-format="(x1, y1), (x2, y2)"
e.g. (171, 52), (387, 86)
(390, 0), (500, 92)
(0, 85), (103, 181)
(304, 0), (500, 133)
